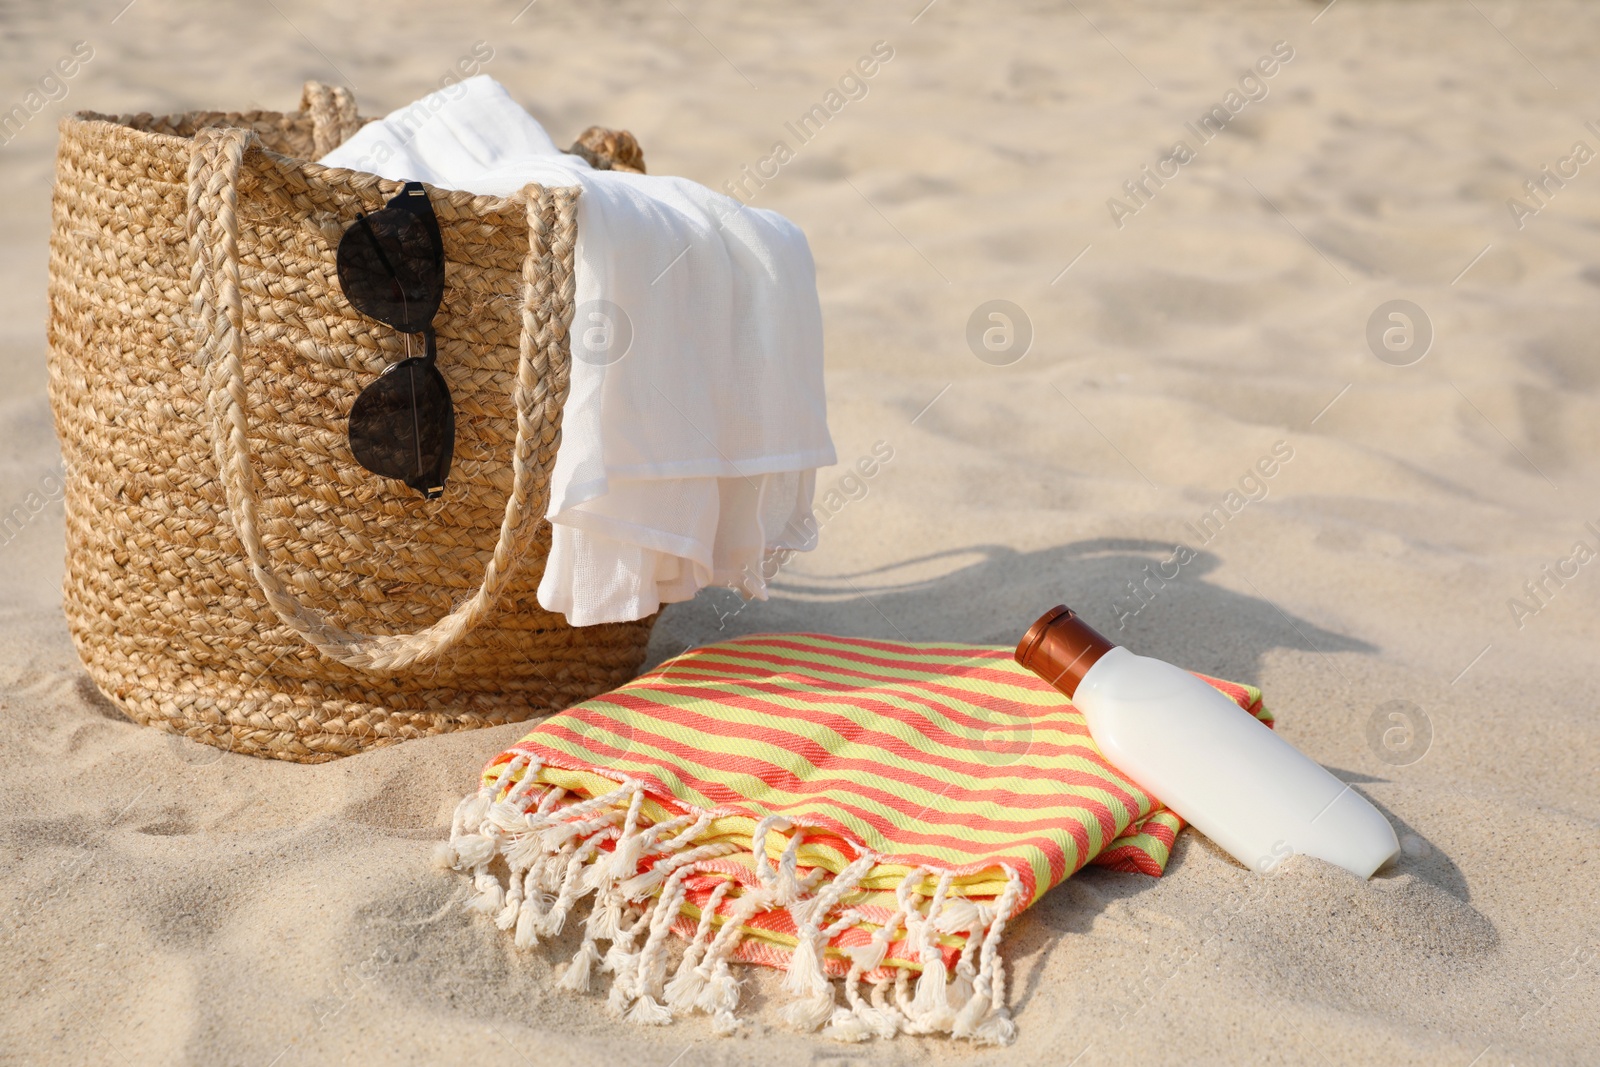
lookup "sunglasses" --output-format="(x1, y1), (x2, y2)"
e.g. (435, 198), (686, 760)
(336, 181), (454, 499)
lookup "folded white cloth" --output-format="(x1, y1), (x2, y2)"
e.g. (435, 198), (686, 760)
(319, 77), (834, 625)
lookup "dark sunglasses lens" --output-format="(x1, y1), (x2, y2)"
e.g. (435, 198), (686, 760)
(348, 358), (455, 498)
(336, 208), (444, 333)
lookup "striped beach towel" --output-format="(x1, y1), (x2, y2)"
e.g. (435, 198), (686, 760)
(442, 633), (1268, 1045)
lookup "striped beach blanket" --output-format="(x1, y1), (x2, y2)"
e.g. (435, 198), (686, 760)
(442, 633), (1268, 1045)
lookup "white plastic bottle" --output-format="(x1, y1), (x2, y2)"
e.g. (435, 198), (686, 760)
(1017, 606), (1399, 878)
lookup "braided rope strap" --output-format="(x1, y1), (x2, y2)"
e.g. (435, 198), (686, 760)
(300, 81), (362, 157)
(187, 125), (576, 673)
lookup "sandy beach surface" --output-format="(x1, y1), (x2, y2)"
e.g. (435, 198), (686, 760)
(2, 1), (1598, 1063)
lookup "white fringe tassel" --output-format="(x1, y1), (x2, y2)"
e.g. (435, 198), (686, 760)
(442, 769), (1021, 1045)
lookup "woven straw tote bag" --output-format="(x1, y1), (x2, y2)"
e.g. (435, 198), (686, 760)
(47, 83), (657, 763)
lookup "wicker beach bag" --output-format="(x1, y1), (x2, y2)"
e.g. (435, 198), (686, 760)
(46, 83), (656, 763)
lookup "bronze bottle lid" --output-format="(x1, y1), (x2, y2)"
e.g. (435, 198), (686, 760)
(1015, 605), (1118, 699)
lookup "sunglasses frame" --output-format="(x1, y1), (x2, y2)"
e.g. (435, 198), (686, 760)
(337, 182), (455, 500)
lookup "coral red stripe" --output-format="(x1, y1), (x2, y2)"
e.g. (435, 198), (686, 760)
(534, 715), (1126, 845)
(722, 632), (1015, 663)
(583, 689), (1148, 826)
(599, 678), (1110, 782)
(692, 639), (1047, 694)
(525, 738), (1072, 886)
(653, 662), (1088, 735)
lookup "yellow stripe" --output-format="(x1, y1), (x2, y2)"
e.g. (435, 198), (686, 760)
(684, 641), (1062, 708)
(530, 722), (1132, 857)
(518, 764), (1050, 897)
(575, 683), (1147, 807)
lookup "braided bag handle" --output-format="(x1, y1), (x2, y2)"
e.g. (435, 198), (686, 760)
(299, 80), (363, 156)
(186, 125), (574, 673)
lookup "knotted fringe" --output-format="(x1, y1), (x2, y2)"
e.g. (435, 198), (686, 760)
(442, 759), (1022, 1045)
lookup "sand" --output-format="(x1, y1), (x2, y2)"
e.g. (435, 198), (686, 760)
(2, 0), (1598, 1063)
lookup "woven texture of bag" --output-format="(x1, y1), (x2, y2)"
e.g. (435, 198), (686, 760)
(46, 83), (657, 763)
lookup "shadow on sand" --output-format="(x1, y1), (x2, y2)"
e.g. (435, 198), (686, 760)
(649, 537), (1376, 688)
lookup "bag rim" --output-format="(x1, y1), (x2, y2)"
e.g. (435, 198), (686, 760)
(59, 109), (585, 211)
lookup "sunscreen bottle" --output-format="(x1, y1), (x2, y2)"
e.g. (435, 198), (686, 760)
(1017, 606), (1399, 878)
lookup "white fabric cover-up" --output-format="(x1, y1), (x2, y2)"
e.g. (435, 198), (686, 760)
(320, 77), (834, 625)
